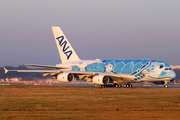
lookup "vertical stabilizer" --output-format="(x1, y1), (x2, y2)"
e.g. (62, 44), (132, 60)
(52, 26), (80, 63)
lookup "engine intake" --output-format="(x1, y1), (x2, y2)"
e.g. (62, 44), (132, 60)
(57, 73), (74, 82)
(92, 75), (109, 85)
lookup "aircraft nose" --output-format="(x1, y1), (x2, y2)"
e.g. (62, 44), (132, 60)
(168, 70), (176, 79)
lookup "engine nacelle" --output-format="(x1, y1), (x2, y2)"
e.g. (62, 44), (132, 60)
(92, 75), (109, 85)
(57, 73), (74, 82)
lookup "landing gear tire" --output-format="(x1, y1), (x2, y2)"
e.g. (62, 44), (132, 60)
(99, 84), (109, 88)
(164, 81), (168, 88)
(114, 84), (122, 88)
(164, 85), (168, 88)
(124, 84), (133, 88)
(100, 84), (123, 88)
(115, 84), (119, 88)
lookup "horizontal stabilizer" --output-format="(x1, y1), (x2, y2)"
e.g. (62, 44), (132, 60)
(4, 68), (8, 74)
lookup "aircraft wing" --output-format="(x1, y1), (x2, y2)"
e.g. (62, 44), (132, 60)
(24, 64), (70, 69)
(4, 67), (63, 77)
(4, 67), (135, 83)
(4, 68), (59, 74)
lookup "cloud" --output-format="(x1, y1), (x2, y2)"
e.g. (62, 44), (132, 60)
(170, 65), (180, 69)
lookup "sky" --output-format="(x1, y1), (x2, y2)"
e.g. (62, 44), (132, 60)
(0, 0), (180, 66)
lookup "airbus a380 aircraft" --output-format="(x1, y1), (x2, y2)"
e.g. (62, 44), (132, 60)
(4, 26), (176, 88)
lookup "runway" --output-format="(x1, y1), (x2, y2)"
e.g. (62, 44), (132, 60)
(34, 83), (180, 89)
(134, 85), (180, 88)
(2, 82), (180, 88)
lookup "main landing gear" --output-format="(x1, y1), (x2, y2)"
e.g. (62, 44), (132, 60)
(98, 83), (133, 88)
(99, 84), (122, 88)
(114, 83), (122, 88)
(123, 83), (133, 88)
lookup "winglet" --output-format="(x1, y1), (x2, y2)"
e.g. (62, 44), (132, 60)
(3, 68), (8, 74)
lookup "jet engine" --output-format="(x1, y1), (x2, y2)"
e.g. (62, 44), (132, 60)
(57, 73), (74, 82)
(92, 75), (109, 85)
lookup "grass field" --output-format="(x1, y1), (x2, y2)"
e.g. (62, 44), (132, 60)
(0, 85), (180, 120)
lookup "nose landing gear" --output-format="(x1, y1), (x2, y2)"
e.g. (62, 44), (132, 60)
(164, 84), (168, 88)
(164, 81), (168, 88)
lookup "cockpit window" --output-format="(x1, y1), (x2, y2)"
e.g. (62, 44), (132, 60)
(165, 68), (172, 70)
(159, 65), (164, 69)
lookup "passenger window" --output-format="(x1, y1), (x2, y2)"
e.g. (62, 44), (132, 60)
(165, 68), (172, 70)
